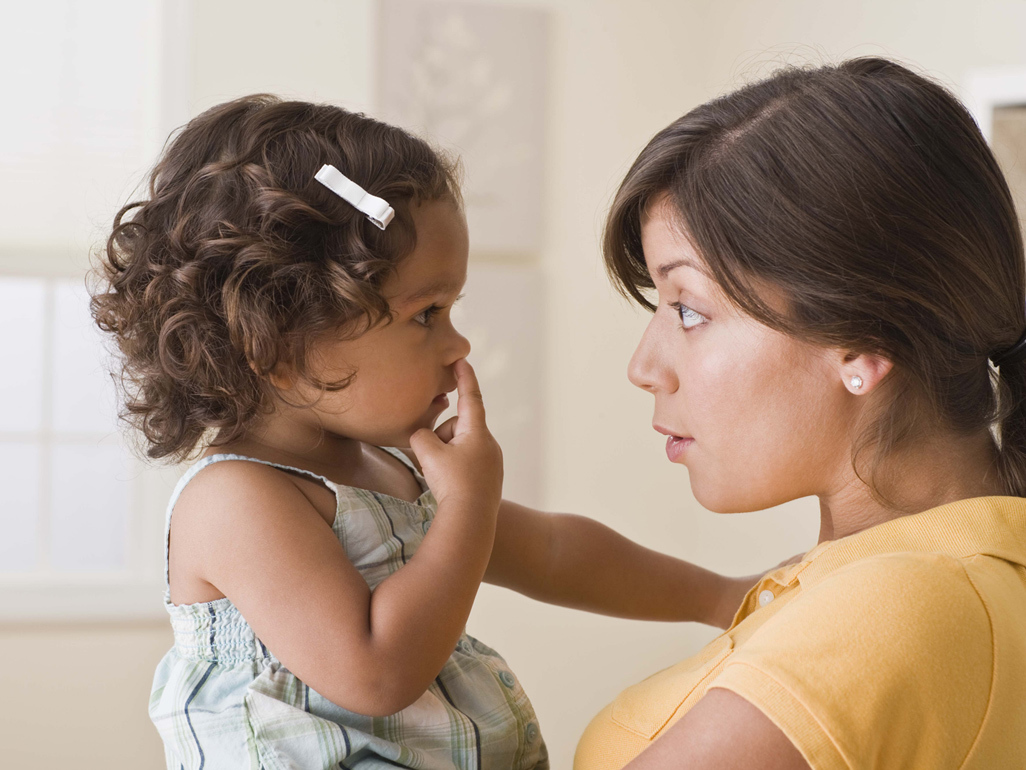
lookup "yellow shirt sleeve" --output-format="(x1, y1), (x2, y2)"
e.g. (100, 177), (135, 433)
(712, 552), (994, 770)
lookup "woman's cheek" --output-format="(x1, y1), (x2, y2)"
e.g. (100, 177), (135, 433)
(690, 351), (739, 417)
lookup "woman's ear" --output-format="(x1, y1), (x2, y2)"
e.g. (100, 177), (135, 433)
(839, 351), (893, 395)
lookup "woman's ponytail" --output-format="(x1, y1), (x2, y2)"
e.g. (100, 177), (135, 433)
(993, 343), (1026, 496)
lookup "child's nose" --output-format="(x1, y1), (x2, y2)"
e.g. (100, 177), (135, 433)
(447, 328), (472, 363)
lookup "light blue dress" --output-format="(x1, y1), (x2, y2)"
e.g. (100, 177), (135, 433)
(149, 450), (548, 769)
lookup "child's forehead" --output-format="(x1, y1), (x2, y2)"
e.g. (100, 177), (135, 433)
(386, 200), (469, 304)
(386, 250), (467, 306)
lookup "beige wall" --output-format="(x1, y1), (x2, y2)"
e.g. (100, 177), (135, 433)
(0, 621), (173, 766)
(6, 0), (1026, 767)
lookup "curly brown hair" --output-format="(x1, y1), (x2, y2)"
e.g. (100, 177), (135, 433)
(91, 95), (462, 463)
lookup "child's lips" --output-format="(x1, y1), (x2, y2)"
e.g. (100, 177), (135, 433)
(433, 381), (457, 407)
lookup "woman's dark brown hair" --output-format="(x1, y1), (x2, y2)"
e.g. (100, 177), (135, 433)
(605, 57), (1026, 500)
(91, 95), (461, 462)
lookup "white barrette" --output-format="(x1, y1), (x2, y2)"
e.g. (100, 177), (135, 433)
(314, 164), (395, 230)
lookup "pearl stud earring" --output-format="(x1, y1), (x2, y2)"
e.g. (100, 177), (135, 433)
(850, 375), (864, 390)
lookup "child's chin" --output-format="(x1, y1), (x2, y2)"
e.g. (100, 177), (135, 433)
(395, 421), (433, 448)
(392, 407), (449, 447)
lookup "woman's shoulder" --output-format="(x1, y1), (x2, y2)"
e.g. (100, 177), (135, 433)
(715, 551), (994, 768)
(809, 548), (984, 605)
(762, 550), (992, 662)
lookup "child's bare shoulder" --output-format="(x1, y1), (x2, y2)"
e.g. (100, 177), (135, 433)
(175, 456), (336, 527)
(176, 456), (304, 511)
(169, 458), (338, 605)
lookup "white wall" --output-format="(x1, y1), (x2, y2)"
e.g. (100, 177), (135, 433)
(5, 1), (1026, 767)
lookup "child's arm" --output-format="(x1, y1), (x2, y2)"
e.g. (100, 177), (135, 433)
(184, 361), (501, 717)
(484, 501), (775, 629)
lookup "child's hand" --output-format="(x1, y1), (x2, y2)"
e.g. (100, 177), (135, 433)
(410, 359), (503, 512)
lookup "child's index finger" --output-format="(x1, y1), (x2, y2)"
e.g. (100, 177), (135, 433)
(454, 358), (486, 425)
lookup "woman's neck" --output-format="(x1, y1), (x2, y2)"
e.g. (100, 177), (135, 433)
(817, 429), (1005, 543)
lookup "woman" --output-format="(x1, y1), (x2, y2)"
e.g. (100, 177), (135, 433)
(575, 57), (1026, 769)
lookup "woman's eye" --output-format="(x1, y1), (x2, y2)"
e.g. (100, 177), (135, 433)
(415, 306), (441, 326)
(670, 301), (706, 330)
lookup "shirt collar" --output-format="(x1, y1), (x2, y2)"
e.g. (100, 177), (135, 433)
(782, 495), (1026, 591)
(783, 494), (1026, 591)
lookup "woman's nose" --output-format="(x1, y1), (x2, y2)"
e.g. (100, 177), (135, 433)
(627, 317), (677, 394)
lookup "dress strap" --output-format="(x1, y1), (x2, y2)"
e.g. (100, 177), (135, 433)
(162, 453), (340, 597)
(380, 446), (418, 473)
(379, 446), (429, 494)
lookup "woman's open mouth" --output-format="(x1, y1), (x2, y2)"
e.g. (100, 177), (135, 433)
(664, 435), (694, 461)
(654, 424), (694, 462)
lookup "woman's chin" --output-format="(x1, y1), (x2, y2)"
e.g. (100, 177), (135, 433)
(691, 480), (755, 514)
(696, 485), (785, 515)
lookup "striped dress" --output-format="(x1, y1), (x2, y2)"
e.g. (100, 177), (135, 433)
(149, 451), (548, 770)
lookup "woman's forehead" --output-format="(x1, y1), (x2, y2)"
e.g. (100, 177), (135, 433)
(640, 198), (712, 283)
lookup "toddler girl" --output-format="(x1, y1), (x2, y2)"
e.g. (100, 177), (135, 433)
(92, 95), (755, 770)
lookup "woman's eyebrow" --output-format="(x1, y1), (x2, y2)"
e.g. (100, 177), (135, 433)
(656, 258), (708, 279)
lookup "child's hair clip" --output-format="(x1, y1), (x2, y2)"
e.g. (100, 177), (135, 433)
(314, 164), (395, 230)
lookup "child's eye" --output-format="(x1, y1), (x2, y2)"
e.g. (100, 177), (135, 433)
(414, 305), (442, 327)
(413, 294), (465, 328)
(669, 301), (707, 330)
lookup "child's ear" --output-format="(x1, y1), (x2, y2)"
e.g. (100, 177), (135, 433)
(267, 369), (296, 391)
(248, 359), (296, 391)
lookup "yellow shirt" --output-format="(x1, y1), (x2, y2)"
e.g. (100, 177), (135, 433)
(574, 496), (1026, 770)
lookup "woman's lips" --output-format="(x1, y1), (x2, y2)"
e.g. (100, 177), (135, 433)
(432, 393), (450, 408)
(654, 425), (693, 462)
(665, 435), (694, 462)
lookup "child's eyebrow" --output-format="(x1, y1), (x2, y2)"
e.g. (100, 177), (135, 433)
(400, 279), (465, 304)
